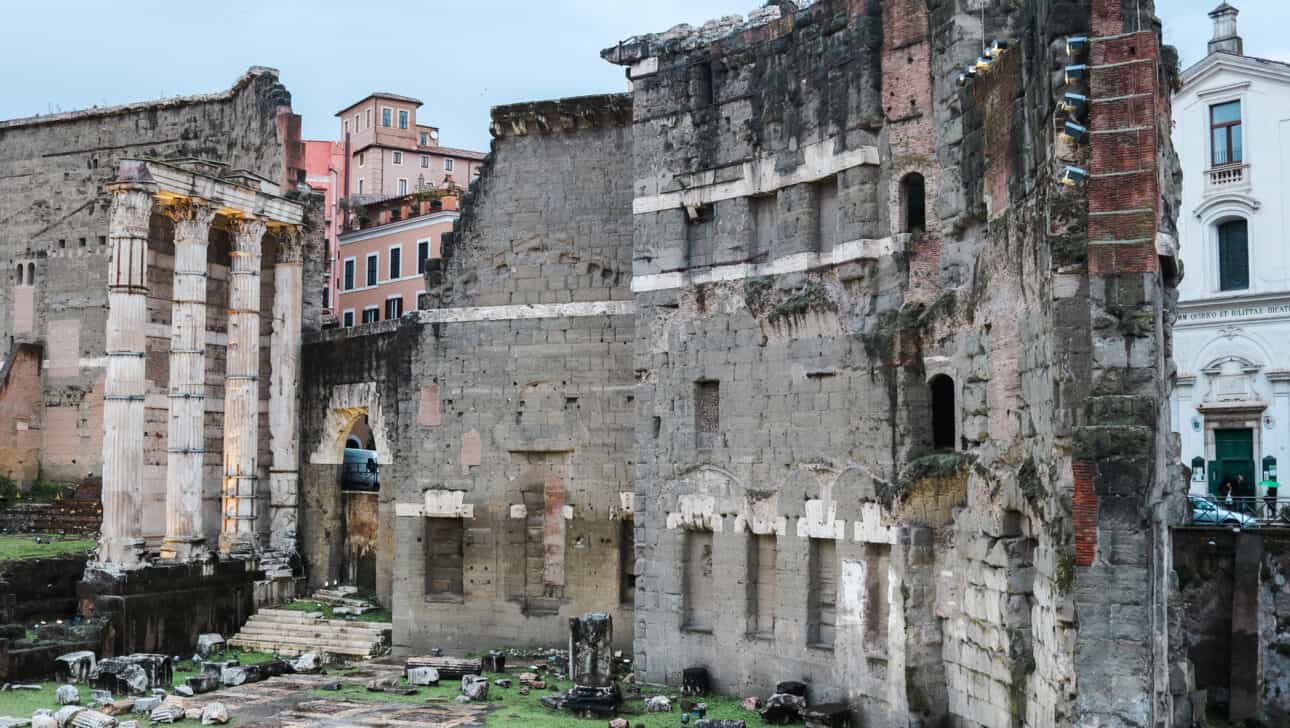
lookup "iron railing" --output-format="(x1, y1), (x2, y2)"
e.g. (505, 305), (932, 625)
(1190, 494), (1290, 526)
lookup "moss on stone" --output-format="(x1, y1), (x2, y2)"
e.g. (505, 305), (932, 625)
(1055, 551), (1076, 595)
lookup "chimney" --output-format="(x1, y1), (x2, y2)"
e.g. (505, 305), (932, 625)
(1208, 2), (1243, 56)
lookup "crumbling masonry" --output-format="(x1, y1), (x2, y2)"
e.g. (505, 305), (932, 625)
(0, 1), (1192, 725)
(297, 0), (1188, 725)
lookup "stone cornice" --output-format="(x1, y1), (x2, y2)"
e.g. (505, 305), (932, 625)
(490, 95), (632, 139)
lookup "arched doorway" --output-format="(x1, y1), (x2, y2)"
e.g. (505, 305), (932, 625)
(340, 414), (380, 592)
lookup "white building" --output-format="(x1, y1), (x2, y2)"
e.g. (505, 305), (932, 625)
(1172, 2), (1290, 500)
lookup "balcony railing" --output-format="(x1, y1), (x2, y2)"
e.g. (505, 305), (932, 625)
(1205, 163), (1249, 192)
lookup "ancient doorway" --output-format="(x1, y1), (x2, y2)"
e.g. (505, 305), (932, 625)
(340, 415), (380, 592)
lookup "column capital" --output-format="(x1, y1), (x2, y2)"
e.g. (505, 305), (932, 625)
(228, 216), (269, 253)
(275, 226), (305, 265)
(158, 197), (219, 227)
(107, 185), (155, 240)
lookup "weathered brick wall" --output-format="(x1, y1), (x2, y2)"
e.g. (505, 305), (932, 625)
(0, 68), (310, 550)
(0, 344), (43, 486)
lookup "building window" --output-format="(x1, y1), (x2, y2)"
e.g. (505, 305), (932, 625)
(683, 530), (715, 632)
(695, 380), (719, 449)
(930, 374), (956, 450)
(366, 253), (378, 286)
(366, 108), (372, 128)
(421, 155), (430, 168)
(444, 158), (454, 172)
(902, 172), (926, 233)
(862, 544), (891, 652)
(342, 310), (355, 327)
(398, 110), (409, 129)
(1211, 101), (1243, 166)
(393, 151), (403, 165)
(419, 132), (429, 146)
(354, 113), (360, 130)
(417, 240), (431, 274)
(385, 296), (403, 320)
(358, 151), (365, 167)
(343, 258), (356, 291)
(389, 246), (402, 279)
(382, 107), (392, 127)
(747, 534), (777, 638)
(425, 517), (465, 598)
(1218, 219), (1250, 291)
(807, 538), (837, 649)
(398, 178), (408, 195)
(343, 120), (349, 134)
(15, 264), (23, 285)
(362, 307), (379, 324)
(357, 178), (365, 194)
(323, 286), (330, 309)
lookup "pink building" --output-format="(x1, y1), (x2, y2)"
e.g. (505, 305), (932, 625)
(335, 93), (485, 203)
(303, 140), (344, 318)
(335, 194), (459, 327)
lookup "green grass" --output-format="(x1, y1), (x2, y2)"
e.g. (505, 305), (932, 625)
(280, 599), (392, 623)
(312, 671), (771, 727)
(0, 535), (96, 562)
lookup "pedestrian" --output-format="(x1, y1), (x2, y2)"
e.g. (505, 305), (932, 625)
(1221, 479), (1234, 508)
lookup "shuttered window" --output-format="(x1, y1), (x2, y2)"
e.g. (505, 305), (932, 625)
(1218, 219), (1249, 291)
(425, 517), (464, 598)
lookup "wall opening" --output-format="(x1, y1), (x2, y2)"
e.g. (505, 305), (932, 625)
(747, 533), (777, 639)
(815, 176), (840, 253)
(15, 264), (23, 286)
(750, 194), (776, 261)
(339, 414), (381, 592)
(930, 374), (956, 451)
(1217, 218), (1249, 291)
(505, 463), (567, 616)
(695, 380), (720, 449)
(619, 519), (637, 607)
(424, 516), (465, 600)
(902, 173), (927, 233)
(863, 543), (891, 653)
(683, 529), (715, 632)
(807, 537), (837, 648)
(27, 262), (34, 285)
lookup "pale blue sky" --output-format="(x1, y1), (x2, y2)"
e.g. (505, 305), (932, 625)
(0, 1), (1283, 153)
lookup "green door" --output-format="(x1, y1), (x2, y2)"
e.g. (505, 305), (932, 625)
(1211, 428), (1256, 497)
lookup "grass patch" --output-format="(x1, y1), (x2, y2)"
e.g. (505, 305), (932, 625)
(280, 600), (392, 623)
(311, 672), (771, 727)
(0, 535), (96, 562)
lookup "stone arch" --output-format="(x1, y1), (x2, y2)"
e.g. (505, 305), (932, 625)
(308, 382), (391, 465)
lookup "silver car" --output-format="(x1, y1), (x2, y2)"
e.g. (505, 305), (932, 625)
(1189, 495), (1259, 528)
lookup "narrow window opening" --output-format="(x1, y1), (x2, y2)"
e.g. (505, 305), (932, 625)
(695, 380), (720, 449)
(814, 177), (839, 253)
(425, 516), (465, 599)
(16, 264), (23, 286)
(747, 534), (777, 638)
(930, 374), (956, 450)
(808, 538), (837, 649)
(619, 519), (637, 607)
(750, 194), (776, 260)
(902, 172), (926, 233)
(863, 543), (892, 653)
(27, 263), (34, 285)
(683, 530), (715, 632)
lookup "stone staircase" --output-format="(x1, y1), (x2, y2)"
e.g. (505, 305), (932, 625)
(227, 608), (392, 659)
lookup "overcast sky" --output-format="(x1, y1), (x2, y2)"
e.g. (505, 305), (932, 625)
(0, 1), (1284, 153)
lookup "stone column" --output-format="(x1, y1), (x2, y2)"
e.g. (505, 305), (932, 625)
(99, 184), (155, 569)
(220, 216), (266, 558)
(160, 199), (218, 561)
(268, 227), (304, 564)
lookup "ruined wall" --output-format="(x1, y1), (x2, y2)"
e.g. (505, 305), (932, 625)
(0, 344), (43, 485)
(0, 68), (302, 507)
(609, 0), (1182, 725)
(300, 95), (637, 650)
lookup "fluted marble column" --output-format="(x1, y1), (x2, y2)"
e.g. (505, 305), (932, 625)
(268, 227), (303, 562)
(220, 216), (266, 558)
(99, 184), (155, 570)
(160, 199), (217, 561)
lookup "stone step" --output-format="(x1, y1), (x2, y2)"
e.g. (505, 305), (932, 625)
(233, 625), (385, 648)
(226, 638), (378, 659)
(252, 609), (392, 630)
(240, 618), (390, 638)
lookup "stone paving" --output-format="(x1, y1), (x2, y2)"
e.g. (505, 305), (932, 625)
(183, 665), (487, 728)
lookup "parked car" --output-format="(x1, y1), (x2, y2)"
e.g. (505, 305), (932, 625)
(1189, 495), (1259, 528)
(342, 447), (380, 491)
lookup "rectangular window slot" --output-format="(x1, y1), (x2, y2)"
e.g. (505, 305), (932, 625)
(747, 534), (777, 638)
(695, 380), (719, 449)
(425, 517), (464, 599)
(683, 530), (715, 632)
(808, 538), (837, 649)
(815, 176), (839, 253)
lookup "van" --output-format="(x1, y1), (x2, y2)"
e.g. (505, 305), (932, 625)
(342, 447), (379, 491)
